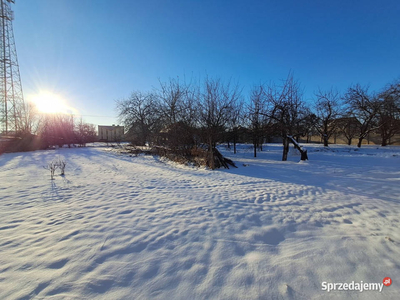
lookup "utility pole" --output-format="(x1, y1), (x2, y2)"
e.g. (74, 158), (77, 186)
(0, 0), (24, 136)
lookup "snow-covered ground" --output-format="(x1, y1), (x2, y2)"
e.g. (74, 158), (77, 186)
(0, 143), (399, 299)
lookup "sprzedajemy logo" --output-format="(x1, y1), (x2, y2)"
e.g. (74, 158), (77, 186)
(321, 278), (392, 293)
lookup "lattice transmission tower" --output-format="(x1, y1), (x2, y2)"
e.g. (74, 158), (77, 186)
(0, 0), (24, 135)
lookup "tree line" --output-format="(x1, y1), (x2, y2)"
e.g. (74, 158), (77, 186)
(117, 74), (400, 162)
(2, 104), (97, 153)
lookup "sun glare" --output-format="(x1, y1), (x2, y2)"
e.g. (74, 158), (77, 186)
(29, 91), (76, 114)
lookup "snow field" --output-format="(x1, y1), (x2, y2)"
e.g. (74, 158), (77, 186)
(0, 144), (399, 299)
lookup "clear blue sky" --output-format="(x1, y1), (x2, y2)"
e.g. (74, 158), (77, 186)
(13, 0), (400, 126)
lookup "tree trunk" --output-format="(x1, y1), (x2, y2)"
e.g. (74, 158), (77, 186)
(233, 127), (237, 154)
(253, 139), (257, 157)
(381, 131), (389, 146)
(300, 149), (308, 161)
(347, 138), (352, 146)
(323, 134), (329, 147)
(212, 148), (237, 169)
(208, 138), (215, 169)
(287, 135), (308, 161)
(282, 137), (289, 161)
(357, 137), (363, 148)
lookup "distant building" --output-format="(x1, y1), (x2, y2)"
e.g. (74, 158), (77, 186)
(98, 125), (124, 142)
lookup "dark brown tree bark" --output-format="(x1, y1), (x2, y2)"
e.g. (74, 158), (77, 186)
(282, 136), (289, 161)
(287, 135), (308, 161)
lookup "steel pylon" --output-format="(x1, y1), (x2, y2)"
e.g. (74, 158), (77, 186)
(0, 0), (25, 135)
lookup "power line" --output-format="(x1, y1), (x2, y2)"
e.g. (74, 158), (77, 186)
(73, 114), (116, 118)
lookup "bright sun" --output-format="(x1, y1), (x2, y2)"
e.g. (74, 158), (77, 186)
(29, 91), (75, 114)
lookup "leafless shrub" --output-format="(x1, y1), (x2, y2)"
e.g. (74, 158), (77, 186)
(43, 156), (67, 179)
(44, 161), (58, 180)
(57, 157), (66, 175)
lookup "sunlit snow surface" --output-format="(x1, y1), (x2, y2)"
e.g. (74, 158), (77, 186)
(0, 144), (399, 299)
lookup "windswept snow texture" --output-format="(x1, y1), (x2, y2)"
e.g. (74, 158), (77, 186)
(0, 144), (399, 299)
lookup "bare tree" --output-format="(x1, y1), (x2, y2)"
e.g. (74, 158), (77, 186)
(263, 74), (308, 161)
(377, 81), (400, 146)
(39, 114), (75, 148)
(300, 112), (318, 143)
(158, 77), (190, 125)
(336, 116), (361, 145)
(344, 84), (381, 147)
(76, 118), (97, 147)
(19, 102), (40, 135)
(248, 84), (266, 157)
(227, 96), (244, 154)
(313, 88), (343, 146)
(156, 78), (197, 151)
(198, 77), (240, 169)
(116, 91), (160, 146)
